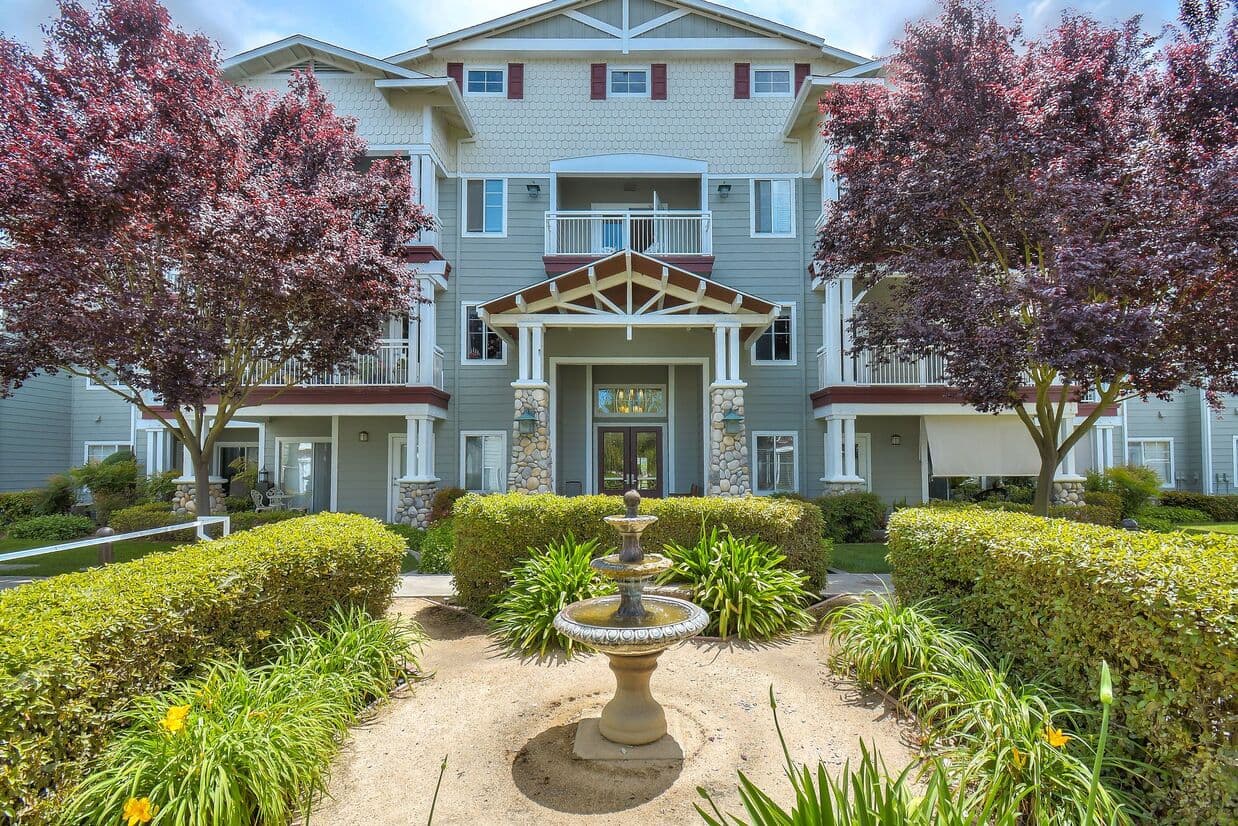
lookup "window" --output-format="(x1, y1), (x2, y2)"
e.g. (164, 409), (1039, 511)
(83, 442), (133, 464)
(753, 433), (798, 494)
(461, 432), (506, 493)
(595, 386), (666, 416)
(1128, 438), (1175, 488)
(610, 68), (648, 96)
(463, 178), (505, 236)
(752, 178), (794, 237)
(753, 305), (795, 364)
(752, 68), (791, 95)
(461, 304), (505, 363)
(465, 68), (504, 94)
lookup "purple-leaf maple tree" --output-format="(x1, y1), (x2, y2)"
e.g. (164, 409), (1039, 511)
(815, 0), (1237, 514)
(0, 0), (432, 516)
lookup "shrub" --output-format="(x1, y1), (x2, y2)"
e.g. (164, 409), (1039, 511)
(887, 507), (1238, 823)
(1159, 491), (1238, 522)
(664, 528), (813, 640)
(1090, 465), (1162, 517)
(108, 503), (196, 542)
(63, 607), (423, 826)
(970, 499), (1120, 527)
(36, 474), (78, 515)
(429, 486), (466, 523)
(492, 534), (615, 657)
(384, 522), (425, 553)
(5, 513), (95, 541)
(417, 518), (454, 574)
(0, 513), (404, 823)
(1131, 505), (1212, 532)
(135, 470), (178, 505)
(1083, 490), (1122, 513)
(827, 600), (975, 689)
(223, 495), (255, 513)
(229, 510), (301, 531)
(452, 493), (827, 613)
(815, 491), (886, 542)
(0, 490), (41, 528)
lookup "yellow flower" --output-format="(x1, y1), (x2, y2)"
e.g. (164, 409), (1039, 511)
(1011, 746), (1026, 770)
(159, 704), (190, 734)
(1043, 725), (1071, 748)
(255, 629), (271, 641)
(123, 797), (154, 825)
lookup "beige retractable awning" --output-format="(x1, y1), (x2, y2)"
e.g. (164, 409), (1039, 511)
(924, 416), (1041, 477)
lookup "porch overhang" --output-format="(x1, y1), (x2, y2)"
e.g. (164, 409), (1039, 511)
(477, 250), (780, 342)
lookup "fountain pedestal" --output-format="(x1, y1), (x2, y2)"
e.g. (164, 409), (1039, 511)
(600, 651), (665, 745)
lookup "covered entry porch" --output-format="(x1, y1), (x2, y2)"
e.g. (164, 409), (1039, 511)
(477, 251), (780, 497)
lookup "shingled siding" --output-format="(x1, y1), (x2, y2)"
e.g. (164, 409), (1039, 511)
(0, 374), (72, 491)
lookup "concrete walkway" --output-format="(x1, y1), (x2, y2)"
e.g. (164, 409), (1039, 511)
(396, 573), (454, 597)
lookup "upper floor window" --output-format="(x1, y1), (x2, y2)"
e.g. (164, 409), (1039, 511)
(461, 304), (505, 363)
(1127, 438), (1175, 488)
(753, 432), (798, 494)
(610, 68), (648, 96)
(463, 178), (506, 236)
(753, 305), (795, 364)
(752, 68), (791, 96)
(466, 68), (505, 94)
(752, 178), (794, 237)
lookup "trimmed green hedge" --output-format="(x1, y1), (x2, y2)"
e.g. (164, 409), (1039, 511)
(452, 493), (828, 613)
(0, 513), (404, 824)
(0, 490), (42, 528)
(108, 502), (196, 541)
(1160, 491), (1238, 522)
(815, 491), (885, 542)
(5, 514), (95, 541)
(887, 507), (1238, 825)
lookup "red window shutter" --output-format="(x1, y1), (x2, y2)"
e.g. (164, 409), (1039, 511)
(795, 63), (811, 93)
(590, 63), (607, 99)
(507, 63), (524, 99)
(447, 62), (463, 90)
(651, 63), (667, 100)
(733, 62), (750, 99)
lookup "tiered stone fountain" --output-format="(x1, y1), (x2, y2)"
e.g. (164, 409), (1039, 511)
(554, 490), (708, 748)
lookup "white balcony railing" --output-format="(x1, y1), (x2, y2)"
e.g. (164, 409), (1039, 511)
(251, 339), (436, 388)
(544, 210), (712, 256)
(818, 346), (949, 387)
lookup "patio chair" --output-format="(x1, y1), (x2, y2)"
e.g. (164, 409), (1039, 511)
(250, 490), (275, 513)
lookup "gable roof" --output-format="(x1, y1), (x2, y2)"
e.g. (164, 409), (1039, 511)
(222, 35), (426, 81)
(387, 0), (871, 65)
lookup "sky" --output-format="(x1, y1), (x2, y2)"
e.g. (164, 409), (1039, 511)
(2, 0), (1183, 62)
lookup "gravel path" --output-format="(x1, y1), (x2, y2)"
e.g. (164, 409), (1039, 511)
(310, 598), (919, 826)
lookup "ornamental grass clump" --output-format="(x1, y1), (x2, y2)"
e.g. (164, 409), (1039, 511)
(663, 528), (813, 640)
(827, 599), (974, 689)
(492, 534), (615, 658)
(63, 607), (423, 826)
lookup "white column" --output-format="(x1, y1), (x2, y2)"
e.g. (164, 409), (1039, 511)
(416, 279), (436, 386)
(823, 281), (842, 385)
(713, 325), (727, 384)
(1056, 412), (1083, 479)
(727, 325), (741, 383)
(517, 325), (531, 383)
(825, 416), (843, 480)
(840, 276), (854, 384)
(403, 416), (419, 481)
(530, 323), (545, 384)
(411, 154), (440, 250)
(842, 416), (858, 478)
(416, 416), (435, 480)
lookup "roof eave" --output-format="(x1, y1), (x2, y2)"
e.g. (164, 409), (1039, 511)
(781, 75), (884, 138)
(373, 77), (477, 136)
(222, 35), (426, 81)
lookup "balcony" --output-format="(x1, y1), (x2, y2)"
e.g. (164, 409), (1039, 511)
(818, 346), (948, 387)
(251, 339), (445, 390)
(543, 210), (714, 274)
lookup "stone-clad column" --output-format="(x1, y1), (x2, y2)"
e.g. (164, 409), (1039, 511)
(707, 386), (751, 496)
(509, 386), (553, 493)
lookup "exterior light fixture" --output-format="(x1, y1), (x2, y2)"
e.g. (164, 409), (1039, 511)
(890, 433), (902, 446)
(516, 409), (538, 435)
(259, 469), (271, 484)
(722, 409), (744, 435)
(358, 430), (369, 443)
(716, 183), (732, 199)
(526, 183), (541, 198)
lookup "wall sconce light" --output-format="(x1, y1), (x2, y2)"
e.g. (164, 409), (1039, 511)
(890, 433), (902, 446)
(716, 183), (732, 199)
(516, 409), (538, 435)
(259, 469), (271, 484)
(722, 409), (744, 435)
(526, 183), (541, 198)
(358, 430), (369, 443)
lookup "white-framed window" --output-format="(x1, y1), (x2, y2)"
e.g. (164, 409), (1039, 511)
(460, 303), (506, 364)
(465, 67), (505, 95)
(462, 178), (506, 236)
(609, 67), (649, 97)
(753, 432), (798, 494)
(595, 385), (667, 417)
(460, 431), (507, 493)
(752, 304), (796, 365)
(83, 441), (133, 464)
(751, 178), (795, 238)
(751, 67), (792, 96)
(1127, 438), (1175, 488)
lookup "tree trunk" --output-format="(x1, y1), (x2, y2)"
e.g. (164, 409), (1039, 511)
(1033, 450), (1058, 516)
(193, 452), (212, 519)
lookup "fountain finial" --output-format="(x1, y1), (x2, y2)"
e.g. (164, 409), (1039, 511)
(624, 489), (640, 518)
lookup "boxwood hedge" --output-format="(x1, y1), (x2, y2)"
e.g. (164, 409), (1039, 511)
(887, 507), (1238, 825)
(0, 513), (404, 824)
(452, 493), (828, 613)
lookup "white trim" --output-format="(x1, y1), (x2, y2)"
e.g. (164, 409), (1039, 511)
(222, 35), (426, 80)
(752, 430), (799, 494)
(459, 430), (508, 493)
(330, 416), (339, 511)
(427, 36), (815, 54)
(563, 9), (624, 38)
(212, 441), (259, 477)
(608, 65), (651, 98)
(1127, 437), (1176, 489)
(386, 432), (406, 522)
(460, 302), (508, 364)
(82, 441), (133, 463)
(460, 177), (508, 237)
(1201, 388), (1213, 493)
(550, 153), (708, 175)
(463, 65), (506, 96)
(749, 177), (796, 238)
(630, 9), (691, 37)
(751, 65), (793, 97)
(1232, 435), (1238, 493)
(855, 432), (872, 492)
(750, 302), (797, 366)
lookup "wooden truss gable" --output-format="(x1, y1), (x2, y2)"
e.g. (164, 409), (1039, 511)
(477, 250), (779, 339)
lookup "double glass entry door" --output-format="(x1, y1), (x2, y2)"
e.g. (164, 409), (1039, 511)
(598, 427), (663, 498)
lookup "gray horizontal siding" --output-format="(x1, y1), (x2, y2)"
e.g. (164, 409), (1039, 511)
(0, 373), (73, 490)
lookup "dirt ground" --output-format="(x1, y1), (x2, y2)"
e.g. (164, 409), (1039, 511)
(309, 598), (919, 826)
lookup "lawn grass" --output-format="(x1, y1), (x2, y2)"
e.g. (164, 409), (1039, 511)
(0, 537), (182, 579)
(1181, 522), (1238, 535)
(830, 542), (891, 574)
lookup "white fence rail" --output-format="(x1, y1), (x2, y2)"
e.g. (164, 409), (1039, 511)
(545, 210), (713, 256)
(817, 346), (949, 386)
(0, 516), (231, 567)
(249, 339), (412, 387)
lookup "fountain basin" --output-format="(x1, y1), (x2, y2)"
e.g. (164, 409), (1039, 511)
(590, 552), (672, 581)
(555, 594), (708, 656)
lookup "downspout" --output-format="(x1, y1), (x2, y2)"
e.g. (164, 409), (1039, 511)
(1200, 388), (1213, 493)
